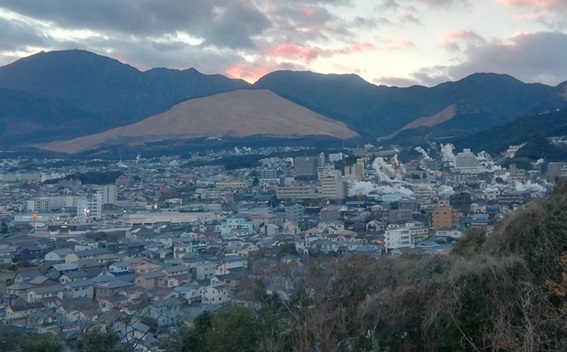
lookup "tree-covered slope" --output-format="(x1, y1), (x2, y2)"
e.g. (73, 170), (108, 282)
(453, 108), (567, 160)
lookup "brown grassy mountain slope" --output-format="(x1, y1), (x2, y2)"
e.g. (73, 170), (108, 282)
(381, 104), (457, 140)
(41, 89), (358, 153)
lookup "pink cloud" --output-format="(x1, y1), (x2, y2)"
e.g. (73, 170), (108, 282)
(383, 34), (415, 50)
(267, 42), (322, 63)
(301, 7), (317, 17)
(265, 41), (375, 63)
(439, 30), (485, 51)
(497, 0), (562, 7)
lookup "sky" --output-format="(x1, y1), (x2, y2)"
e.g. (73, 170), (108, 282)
(0, 0), (566, 87)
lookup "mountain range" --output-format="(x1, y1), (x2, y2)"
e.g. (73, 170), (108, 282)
(0, 49), (566, 152)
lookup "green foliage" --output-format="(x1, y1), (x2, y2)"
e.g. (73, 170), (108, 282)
(451, 228), (486, 257)
(165, 307), (260, 352)
(0, 333), (63, 352)
(277, 243), (298, 258)
(72, 328), (129, 352)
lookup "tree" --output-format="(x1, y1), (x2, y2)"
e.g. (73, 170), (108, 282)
(167, 307), (259, 352)
(0, 333), (63, 352)
(73, 328), (131, 352)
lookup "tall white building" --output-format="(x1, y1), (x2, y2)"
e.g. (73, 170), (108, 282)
(454, 148), (481, 173)
(76, 193), (103, 221)
(385, 228), (413, 250)
(96, 184), (117, 205)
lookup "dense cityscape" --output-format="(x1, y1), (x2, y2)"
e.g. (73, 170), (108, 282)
(0, 140), (560, 351)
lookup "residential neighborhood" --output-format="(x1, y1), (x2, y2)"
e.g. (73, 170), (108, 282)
(0, 143), (558, 350)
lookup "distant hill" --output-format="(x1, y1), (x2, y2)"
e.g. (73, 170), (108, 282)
(253, 71), (567, 138)
(452, 108), (567, 160)
(41, 89), (358, 153)
(0, 50), (249, 145)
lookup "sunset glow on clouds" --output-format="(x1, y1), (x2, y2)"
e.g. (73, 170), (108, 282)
(0, 0), (566, 87)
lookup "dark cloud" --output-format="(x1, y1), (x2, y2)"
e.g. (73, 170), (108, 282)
(0, 16), (49, 50)
(0, 0), (271, 50)
(405, 31), (567, 87)
(449, 31), (567, 85)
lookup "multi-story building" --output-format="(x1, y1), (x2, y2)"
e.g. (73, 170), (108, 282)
(276, 185), (319, 199)
(385, 228), (412, 250)
(546, 162), (567, 181)
(320, 171), (347, 200)
(294, 157), (318, 177)
(76, 193), (103, 221)
(258, 169), (278, 180)
(27, 195), (81, 213)
(454, 148), (481, 173)
(432, 206), (459, 229)
(285, 204), (305, 223)
(345, 158), (366, 180)
(215, 180), (249, 190)
(96, 184), (117, 205)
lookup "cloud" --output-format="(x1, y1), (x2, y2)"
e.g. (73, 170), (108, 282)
(264, 41), (374, 63)
(0, 1), (272, 50)
(376, 0), (470, 9)
(439, 30), (485, 51)
(383, 34), (415, 50)
(497, 0), (567, 28)
(407, 31), (567, 86)
(226, 59), (307, 83)
(0, 15), (50, 51)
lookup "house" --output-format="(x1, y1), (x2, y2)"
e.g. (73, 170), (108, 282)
(65, 248), (112, 263)
(132, 261), (162, 274)
(0, 248), (14, 264)
(14, 270), (42, 283)
(201, 283), (232, 305)
(193, 261), (217, 280)
(4, 302), (45, 323)
(135, 271), (167, 289)
(216, 256), (247, 276)
(64, 280), (94, 299)
(145, 297), (185, 328)
(28, 275), (53, 285)
(238, 243), (260, 257)
(44, 248), (74, 262)
(27, 284), (64, 303)
(166, 274), (191, 288)
(173, 283), (202, 302)
(366, 220), (385, 232)
(47, 263), (79, 279)
(59, 270), (88, 284)
(162, 265), (189, 277)
(6, 282), (33, 297)
(109, 262), (130, 276)
(94, 280), (135, 300)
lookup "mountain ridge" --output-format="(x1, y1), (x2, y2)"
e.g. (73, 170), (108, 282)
(0, 50), (566, 148)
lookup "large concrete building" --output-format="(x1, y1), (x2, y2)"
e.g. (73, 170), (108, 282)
(454, 148), (481, 173)
(432, 206), (459, 229)
(294, 157), (318, 177)
(320, 171), (347, 200)
(96, 184), (117, 205)
(276, 185), (319, 199)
